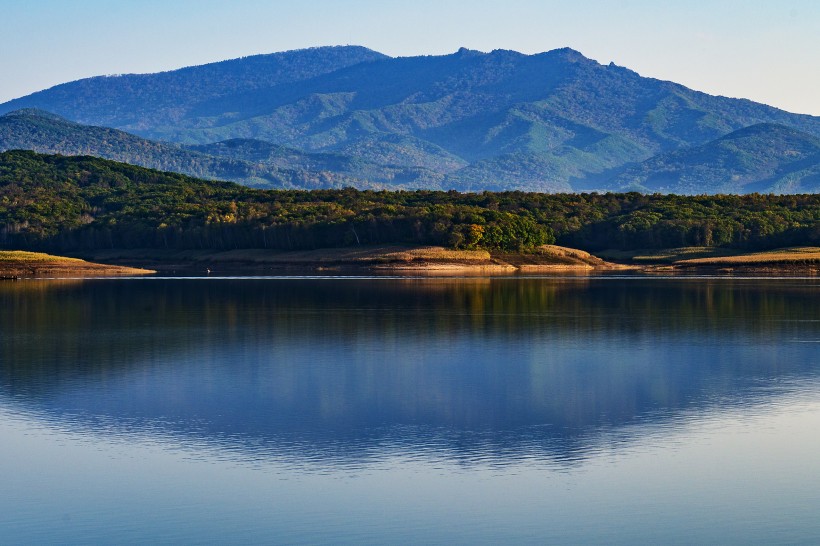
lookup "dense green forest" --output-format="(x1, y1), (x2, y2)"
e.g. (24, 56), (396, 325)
(5, 110), (820, 195)
(1, 151), (818, 253)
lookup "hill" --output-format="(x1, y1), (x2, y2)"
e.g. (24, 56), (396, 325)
(2, 46), (820, 193)
(612, 124), (820, 194)
(0, 109), (443, 189)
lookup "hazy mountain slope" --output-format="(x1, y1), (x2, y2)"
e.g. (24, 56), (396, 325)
(329, 134), (468, 172)
(188, 138), (445, 188)
(0, 109), (443, 190)
(0, 109), (279, 183)
(0, 46), (387, 130)
(612, 124), (820, 194)
(3, 46), (820, 192)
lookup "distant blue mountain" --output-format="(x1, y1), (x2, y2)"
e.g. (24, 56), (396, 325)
(2, 45), (819, 193)
(0, 109), (442, 189)
(612, 123), (820, 194)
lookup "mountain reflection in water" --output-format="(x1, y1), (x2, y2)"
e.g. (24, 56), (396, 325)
(1, 277), (818, 468)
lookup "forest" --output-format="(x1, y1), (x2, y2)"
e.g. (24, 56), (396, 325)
(1, 151), (818, 254)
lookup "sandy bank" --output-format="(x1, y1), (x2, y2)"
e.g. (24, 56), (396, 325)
(13, 245), (817, 278)
(0, 251), (155, 278)
(598, 246), (820, 276)
(81, 245), (627, 275)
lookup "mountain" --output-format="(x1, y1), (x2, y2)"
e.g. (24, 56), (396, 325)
(612, 124), (820, 194)
(0, 109), (443, 189)
(3, 45), (820, 193)
(0, 46), (387, 131)
(185, 137), (447, 185)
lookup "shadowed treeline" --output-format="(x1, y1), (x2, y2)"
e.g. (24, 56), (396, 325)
(1, 278), (818, 466)
(2, 152), (820, 254)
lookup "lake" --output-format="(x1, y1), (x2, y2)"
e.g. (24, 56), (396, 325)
(1, 276), (819, 544)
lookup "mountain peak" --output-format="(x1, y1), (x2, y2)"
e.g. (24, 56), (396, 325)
(722, 122), (816, 141)
(2, 46), (820, 194)
(544, 47), (591, 63)
(187, 45), (387, 69)
(453, 47), (484, 58)
(2, 108), (69, 122)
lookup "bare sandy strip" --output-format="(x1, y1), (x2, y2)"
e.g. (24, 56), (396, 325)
(676, 247), (820, 266)
(69, 245), (820, 276)
(84, 245), (631, 274)
(0, 251), (154, 278)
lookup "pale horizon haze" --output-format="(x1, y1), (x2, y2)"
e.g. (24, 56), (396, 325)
(1, 0), (819, 115)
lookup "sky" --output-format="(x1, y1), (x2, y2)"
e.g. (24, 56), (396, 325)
(1, 0), (818, 115)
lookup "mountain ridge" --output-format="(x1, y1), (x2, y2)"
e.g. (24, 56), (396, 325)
(612, 123), (820, 194)
(0, 109), (443, 189)
(0, 46), (388, 129)
(2, 46), (819, 193)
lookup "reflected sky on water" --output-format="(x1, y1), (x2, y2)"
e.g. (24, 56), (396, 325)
(1, 277), (819, 544)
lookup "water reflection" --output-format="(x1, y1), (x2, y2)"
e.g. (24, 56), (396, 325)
(1, 277), (818, 467)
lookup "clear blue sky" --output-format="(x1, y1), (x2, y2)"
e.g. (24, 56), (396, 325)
(2, 0), (819, 115)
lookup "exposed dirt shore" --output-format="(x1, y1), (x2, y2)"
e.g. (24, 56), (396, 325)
(598, 246), (820, 276)
(0, 251), (155, 278)
(80, 245), (631, 276)
(5, 246), (818, 279)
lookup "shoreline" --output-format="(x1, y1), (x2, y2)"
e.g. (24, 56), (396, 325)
(0, 251), (155, 279)
(75, 245), (635, 277)
(3, 246), (819, 279)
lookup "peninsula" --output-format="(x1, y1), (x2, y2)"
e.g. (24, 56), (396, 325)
(0, 251), (153, 278)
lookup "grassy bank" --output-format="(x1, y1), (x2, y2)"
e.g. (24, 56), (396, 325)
(598, 246), (820, 274)
(0, 251), (154, 278)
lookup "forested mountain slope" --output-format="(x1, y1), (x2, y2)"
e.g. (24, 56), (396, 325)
(3, 46), (819, 193)
(612, 124), (820, 194)
(0, 109), (443, 189)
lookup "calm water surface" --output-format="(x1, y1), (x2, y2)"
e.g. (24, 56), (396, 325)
(1, 277), (819, 544)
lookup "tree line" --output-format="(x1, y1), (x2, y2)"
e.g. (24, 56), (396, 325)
(1, 151), (818, 253)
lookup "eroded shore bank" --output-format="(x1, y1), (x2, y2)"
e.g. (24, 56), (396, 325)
(0, 251), (155, 278)
(76, 245), (820, 277)
(4, 246), (819, 279)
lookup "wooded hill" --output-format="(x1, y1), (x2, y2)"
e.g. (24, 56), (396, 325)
(0, 109), (441, 189)
(613, 123), (820, 194)
(2, 151), (818, 253)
